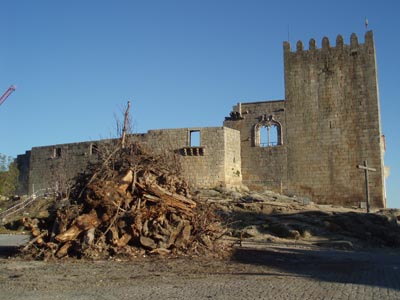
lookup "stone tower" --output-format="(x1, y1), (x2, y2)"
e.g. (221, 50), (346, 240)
(225, 31), (386, 207)
(284, 31), (385, 207)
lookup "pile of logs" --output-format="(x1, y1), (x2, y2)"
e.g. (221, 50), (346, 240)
(22, 142), (226, 259)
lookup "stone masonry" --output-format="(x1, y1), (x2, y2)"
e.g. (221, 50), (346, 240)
(16, 31), (386, 208)
(284, 32), (385, 207)
(17, 127), (242, 195)
(224, 31), (386, 208)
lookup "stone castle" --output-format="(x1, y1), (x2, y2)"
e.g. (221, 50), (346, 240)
(16, 31), (388, 208)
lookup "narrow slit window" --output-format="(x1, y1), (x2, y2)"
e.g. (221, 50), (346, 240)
(190, 131), (201, 147)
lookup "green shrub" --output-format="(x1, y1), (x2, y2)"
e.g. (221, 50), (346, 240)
(0, 154), (19, 197)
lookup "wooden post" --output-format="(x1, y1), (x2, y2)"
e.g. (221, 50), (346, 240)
(357, 160), (376, 213)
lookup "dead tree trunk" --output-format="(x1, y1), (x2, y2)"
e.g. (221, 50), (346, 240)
(121, 101), (131, 149)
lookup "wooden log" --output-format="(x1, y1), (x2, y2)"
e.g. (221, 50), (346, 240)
(131, 213), (142, 237)
(142, 220), (149, 237)
(31, 227), (41, 237)
(156, 222), (171, 237)
(55, 225), (82, 243)
(118, 183), (130, 194)
(167, 220), (184, 247)
(146, 183), (196, 208)
(140, 236), (157, 249)
(114, 233), (131, 248)
(121, 169), (133, 183)
(55, 241), (72, 258)
(23, 230), (48, 251)
(152, 232), (167, 242)
(142, 193), (161, 203)
(149, 248), (171, 255)
(23, 218), (41, 237)
(175, 222), (191, 248)
(142, 185), (195, 215)
(109, 225), (119, 245)
(200, 235), (213, 249)
(83, 228), (95, 246)
(76, 213), (100, 231)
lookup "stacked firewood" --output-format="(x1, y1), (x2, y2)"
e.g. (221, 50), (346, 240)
(22, 143), (226, 259)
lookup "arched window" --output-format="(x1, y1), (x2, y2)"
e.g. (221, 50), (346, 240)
(260, 124), (279, 147)
(254, 116), (282, 147)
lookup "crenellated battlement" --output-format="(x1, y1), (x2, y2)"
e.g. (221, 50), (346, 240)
(283, 31), (374, 53)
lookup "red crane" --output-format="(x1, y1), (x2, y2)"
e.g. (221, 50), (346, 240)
(0, 85), (16, 106)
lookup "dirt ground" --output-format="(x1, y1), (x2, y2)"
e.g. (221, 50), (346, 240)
(1, 241), (400, 300)
(1, 188), (400, 299)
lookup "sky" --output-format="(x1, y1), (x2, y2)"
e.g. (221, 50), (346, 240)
(0, 0), (398, 207)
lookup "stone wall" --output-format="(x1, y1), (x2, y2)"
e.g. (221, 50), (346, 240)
(20, 140), (104, 194)
(17, 127), (242, 194)
(224, 101), (287, 192)
(284, 31), (385, 207)
(142, 127), (241, 188)
(223, 127), (242, 187)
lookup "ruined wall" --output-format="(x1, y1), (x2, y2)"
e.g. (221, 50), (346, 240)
(18, 127), (241, 194)
(224, 101), (287, 192)
(284, 31), (385, 207)
(22, 141), (106, 194)
(143, 127), (241, 188)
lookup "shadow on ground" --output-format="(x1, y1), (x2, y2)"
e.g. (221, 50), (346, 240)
(0, 246), (21, 257)
(230, 243), (400, 290)
(220, 207), (400, 290)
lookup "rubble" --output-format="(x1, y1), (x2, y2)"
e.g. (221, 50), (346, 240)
(21, 142), (227, 260)
(197, 189), (400, 250)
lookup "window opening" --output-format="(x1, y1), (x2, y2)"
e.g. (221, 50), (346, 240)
(54, 147), (62, 158)
(90, 143), (99, 155)
(260, 124), (279, 147)
(190, 131), (201, 147)
(270, 124), (278, 146)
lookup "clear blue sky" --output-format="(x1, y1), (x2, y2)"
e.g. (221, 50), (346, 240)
(1, 1), (398, 207)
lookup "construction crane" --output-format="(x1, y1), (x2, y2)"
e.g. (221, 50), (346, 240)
(0, 85), (16, 106)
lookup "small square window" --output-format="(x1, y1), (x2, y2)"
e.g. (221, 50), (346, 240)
(54, 147), (62, 158)
(90, 143), (99, 155)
